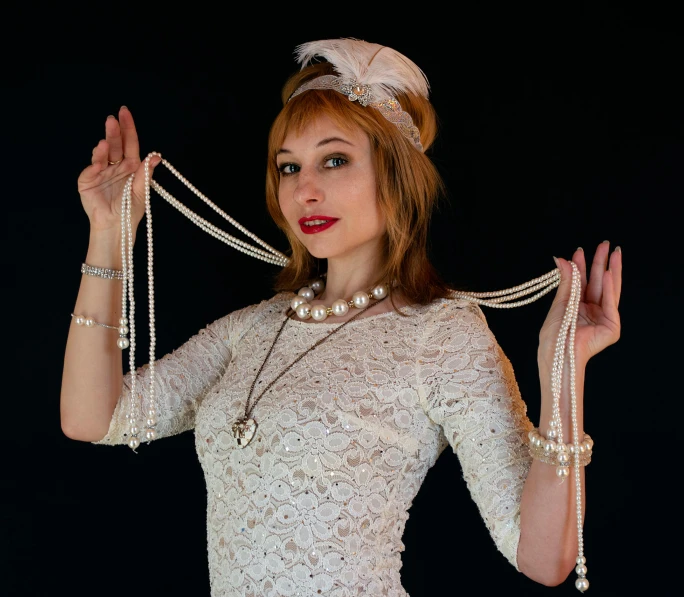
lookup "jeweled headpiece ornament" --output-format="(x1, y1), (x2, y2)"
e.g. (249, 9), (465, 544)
(288, 38), (429, 152)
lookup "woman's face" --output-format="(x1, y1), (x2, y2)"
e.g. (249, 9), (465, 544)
(277, 114), (386, 264)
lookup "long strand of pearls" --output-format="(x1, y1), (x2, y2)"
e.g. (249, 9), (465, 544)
(452, 268), (560, 307)
(454, 262), (588, 592)
(147, 152), (289, 267)
(121, 176), (141, 451)
(143, 159), (158, 444)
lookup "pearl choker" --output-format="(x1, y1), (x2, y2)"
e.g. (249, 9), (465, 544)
(289, 277), (389, 321)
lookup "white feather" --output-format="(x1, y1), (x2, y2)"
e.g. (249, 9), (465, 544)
(294, 38), (429, 101)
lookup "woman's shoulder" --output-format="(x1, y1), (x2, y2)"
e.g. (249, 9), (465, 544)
(411, 291), (488, 325)
(232, 291), (293, 323)
(206, 291), (293, 337)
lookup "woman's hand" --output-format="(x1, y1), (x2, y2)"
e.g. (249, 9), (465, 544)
(539, 241), (622, 368)
(77, 106), (162, 235)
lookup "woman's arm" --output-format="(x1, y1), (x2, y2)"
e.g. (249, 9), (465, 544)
(61, 230), (130, 441)
(60, 106), (162, 441)
(517, 242), (622, 586)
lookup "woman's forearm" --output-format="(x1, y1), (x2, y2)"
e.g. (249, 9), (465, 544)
(60, 230), (132, 441)
(517, 362), (587, 586)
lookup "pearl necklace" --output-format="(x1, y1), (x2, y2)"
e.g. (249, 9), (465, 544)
(290, 276), (389, 321)
(118, 152), (588, 591)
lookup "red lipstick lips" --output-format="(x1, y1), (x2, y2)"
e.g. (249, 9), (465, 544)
(298, 215), (339, 235)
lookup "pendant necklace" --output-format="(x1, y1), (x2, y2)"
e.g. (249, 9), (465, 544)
(231, 287), (389, 448)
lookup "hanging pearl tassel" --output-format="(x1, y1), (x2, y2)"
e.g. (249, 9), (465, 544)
(455, 262), (588, 592)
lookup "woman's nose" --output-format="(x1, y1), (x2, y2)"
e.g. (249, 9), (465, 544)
(293, 171), (324, 205)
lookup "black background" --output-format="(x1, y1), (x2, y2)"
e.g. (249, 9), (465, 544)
(3, 4), (682, 597)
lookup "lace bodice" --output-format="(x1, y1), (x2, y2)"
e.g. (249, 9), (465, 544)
(95, 292), (533, 597)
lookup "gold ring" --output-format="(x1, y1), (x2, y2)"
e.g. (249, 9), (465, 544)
(108, 157), (123, 165)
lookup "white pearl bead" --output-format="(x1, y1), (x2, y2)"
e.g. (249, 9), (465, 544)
(85, 317), (95, 327)
(371, 285), (387, 299)
(543, 440), (556, 453)
(556, 466), (570, 478)
(129, 425), (139, 436)
(117, 337), (130, 349)
(311, 305), (328, 321)
(75, 315), (85, 326)
(128, 437), (140, 450)
(575, 564), (587, 576)
(296, 303), (312, 319)
(119, 325), (129, 335)
(332, 299), (349, 316)
(352, 291), (369, 308)
(576, 556), (586, 565)
(310, 279), (325, 293)
(146, 417), (158, 427)
(575, 578), (589, 592)
(119, 317), (128, 325)
(145, 428), (156, 441)
(298, 287), (315, 301)
(291, 297), (307, 310)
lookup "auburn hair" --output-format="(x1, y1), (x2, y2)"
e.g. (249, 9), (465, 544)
(265, 62), (453, 311)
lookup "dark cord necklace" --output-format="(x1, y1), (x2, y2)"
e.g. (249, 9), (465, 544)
(231, 294), (389, 448)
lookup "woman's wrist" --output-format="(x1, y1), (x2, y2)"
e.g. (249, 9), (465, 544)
(86, 228), (132, 271)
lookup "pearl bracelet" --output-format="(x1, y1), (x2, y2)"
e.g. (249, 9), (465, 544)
(81, 262), (125, 280)
(71, 313), (130, 350)
(528, 427), (594, 476)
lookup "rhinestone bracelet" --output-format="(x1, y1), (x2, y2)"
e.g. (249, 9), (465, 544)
(81, 262), (125, 280)
(528, 427), (593, 471)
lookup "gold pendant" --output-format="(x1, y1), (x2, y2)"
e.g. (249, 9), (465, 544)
(231, 417), (257, 448)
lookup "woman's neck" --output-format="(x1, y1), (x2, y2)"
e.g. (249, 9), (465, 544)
(314, 256), (384, 303)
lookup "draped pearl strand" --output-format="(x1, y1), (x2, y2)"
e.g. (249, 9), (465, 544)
(118, 152), (589, 590)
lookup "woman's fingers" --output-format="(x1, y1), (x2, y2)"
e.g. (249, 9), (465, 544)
(571, 247), (588, 302)
(81, 139), (109, 180)
(585, 240), (611, 304)
(105, 115), (123, 163)
(609, 246), (622, 307)
(118, 106), (140, 161)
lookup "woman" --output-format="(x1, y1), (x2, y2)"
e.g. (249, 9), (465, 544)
(61, 39), (622, 596)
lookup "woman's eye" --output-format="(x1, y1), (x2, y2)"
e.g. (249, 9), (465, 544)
(324, 156), (347, 169)
(278, 163), (299, 175)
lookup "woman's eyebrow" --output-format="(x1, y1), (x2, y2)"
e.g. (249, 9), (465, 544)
(276, 136), (355, 157)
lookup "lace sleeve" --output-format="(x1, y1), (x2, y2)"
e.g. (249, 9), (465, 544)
(92, 300), (263, 447)
(416, 299), (533, 570)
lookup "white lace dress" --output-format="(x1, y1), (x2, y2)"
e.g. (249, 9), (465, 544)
(95, 291), (533, 597)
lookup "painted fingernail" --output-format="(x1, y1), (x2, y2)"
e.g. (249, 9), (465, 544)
(614, 246), (621, 253)
(553, 256), (559, 268)
(576, 247), (583, 252)
(120, 105), (128, 111)
(603, 240), (610, 244)
(107, 114), (115, 119)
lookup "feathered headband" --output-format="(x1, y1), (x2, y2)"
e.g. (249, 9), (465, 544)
(288, 38), (429, 152)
